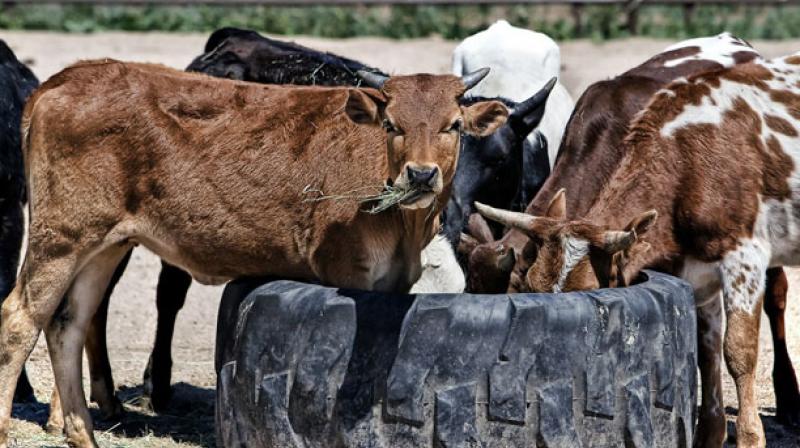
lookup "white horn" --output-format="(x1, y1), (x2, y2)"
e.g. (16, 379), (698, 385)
(474, 202), (537, 231)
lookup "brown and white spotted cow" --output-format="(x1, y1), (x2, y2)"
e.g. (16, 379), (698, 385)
(475, 53), (800, 447)
(465, 34), (800, 428)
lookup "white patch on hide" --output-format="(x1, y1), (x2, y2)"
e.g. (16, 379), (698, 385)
(555, 236), (589, 292)
(662, 32), (759, 68)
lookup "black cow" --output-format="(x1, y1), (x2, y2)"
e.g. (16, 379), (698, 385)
(186, 27), (385, 85)
(0, 40), (38, 404)
(442, 79), (555, 246)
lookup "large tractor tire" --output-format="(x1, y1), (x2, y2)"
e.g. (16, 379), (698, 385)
(215, 271), (696, 447)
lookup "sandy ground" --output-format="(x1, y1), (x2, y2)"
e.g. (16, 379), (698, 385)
(0, 31), (798, 447)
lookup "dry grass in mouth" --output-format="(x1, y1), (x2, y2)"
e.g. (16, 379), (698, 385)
(302, 182), (427, 214)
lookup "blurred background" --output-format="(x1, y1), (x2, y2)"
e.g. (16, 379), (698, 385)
(6, 1), (800, 40)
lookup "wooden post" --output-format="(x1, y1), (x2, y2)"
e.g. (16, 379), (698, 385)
(625, 0), (641, 35)
(571, 2), (584, 37)
(683, 2), (695, 32)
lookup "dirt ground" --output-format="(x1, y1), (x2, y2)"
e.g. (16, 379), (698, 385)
(0, 31), (799, 447)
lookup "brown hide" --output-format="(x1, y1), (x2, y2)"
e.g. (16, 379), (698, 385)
(23, 60), (505, 292)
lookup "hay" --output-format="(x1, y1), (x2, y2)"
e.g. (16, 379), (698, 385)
(302, 182), (426, 214)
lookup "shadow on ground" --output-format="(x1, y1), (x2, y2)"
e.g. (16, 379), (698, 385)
(12, 382), (215, 447)
(725, 406), (800, 447)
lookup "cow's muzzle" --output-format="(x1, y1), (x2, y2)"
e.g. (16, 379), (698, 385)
(407, 166), (439, 189)
(397, 164), (442, 210)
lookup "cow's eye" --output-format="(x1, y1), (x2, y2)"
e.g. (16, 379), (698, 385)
(445, 119), (462, 133)
(383, 119), (402, 135)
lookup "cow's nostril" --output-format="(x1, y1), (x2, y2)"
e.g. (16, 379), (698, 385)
(407, 166), (438, 187)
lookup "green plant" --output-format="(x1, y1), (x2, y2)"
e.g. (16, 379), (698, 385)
(2, 4), (800, 40)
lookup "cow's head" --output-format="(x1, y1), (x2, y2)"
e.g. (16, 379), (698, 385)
(186, 28), (261, 80)
(443, 78), (556, 242)
(346, 69), (508, 210)
(475, 190), (658, 293)
(457, 213), (516, 293)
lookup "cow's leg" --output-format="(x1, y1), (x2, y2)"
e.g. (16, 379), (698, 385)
(46, 388), (63, 435)
(46, 251), (132, 432)
(720, 248), (767, 448)
(85, 249), (132, 419)
(142, 261), (191, 412)
(45, 244), (131, 448)
(0, 254), (80, 448)
(694, 291), (727, 448)
(764, 267), (800, 426)
(0, 201), (35, 404)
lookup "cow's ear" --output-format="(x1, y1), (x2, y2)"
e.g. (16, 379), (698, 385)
(345, 89), (386, 125)
(624, 209), (658, 236)
(602, 210), (658, 254)
(544, 188), (567, 220)
(457, 232), (479, 257)
(462, 100), (508, 137)
(223, 63), (246, 81)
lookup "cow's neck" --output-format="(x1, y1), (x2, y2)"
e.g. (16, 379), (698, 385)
(584, 133), (684, 281)
(395, 189), (448, 288)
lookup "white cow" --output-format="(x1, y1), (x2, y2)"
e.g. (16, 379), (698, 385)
(452, 20), (574, 167)
(411, 235), (466, 293)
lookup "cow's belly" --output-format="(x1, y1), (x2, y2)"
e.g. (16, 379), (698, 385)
(131, 231), (316, 285)
(131, 222), (422, 292)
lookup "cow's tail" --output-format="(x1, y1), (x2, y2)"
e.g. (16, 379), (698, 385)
(19, 85), (48, 208)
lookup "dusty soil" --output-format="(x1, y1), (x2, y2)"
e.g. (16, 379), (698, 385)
(0, 31), (798, 447)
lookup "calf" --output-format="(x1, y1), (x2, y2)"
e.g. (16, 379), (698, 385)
(476, 52), (800, 447)
(79, 28), (391, 417)
(445, 20), (574, 243)
(0, 61), (506, 448)
(0, 41), (38, 405)
(73, 29), (464, 420)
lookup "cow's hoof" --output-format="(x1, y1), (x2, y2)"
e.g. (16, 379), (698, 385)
(776, 401), (800, 427)
(693, 416), (726, 448)
(141, 391), (171, 413)
(97, 396), (124, 421)
(142, 360), (173, 413)
(45, 419), (64, 436)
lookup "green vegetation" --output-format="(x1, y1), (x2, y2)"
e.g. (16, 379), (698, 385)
(1, 3), (800, 40)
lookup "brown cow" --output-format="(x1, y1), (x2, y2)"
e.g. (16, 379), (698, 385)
(465, 33), (800, 433)
(0, 60), (508, 447)
(475, 53), (800, 447)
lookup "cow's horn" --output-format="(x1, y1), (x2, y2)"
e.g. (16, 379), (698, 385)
(358, 70), (388, 89)
(474, 202), (537, 231)
(462, 67), (490, 91)
(513, 77), (557, 117)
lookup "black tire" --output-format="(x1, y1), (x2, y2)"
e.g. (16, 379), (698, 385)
(215, 271), (697, 447)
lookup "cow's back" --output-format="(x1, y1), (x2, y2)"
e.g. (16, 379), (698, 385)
(529, 33), (761, 218)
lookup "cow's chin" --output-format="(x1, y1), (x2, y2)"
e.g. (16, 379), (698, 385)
(399, 191), (437, 210)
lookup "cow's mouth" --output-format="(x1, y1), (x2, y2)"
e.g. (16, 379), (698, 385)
(399, 187), (436, 209)
(400, 186), (434, 204)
